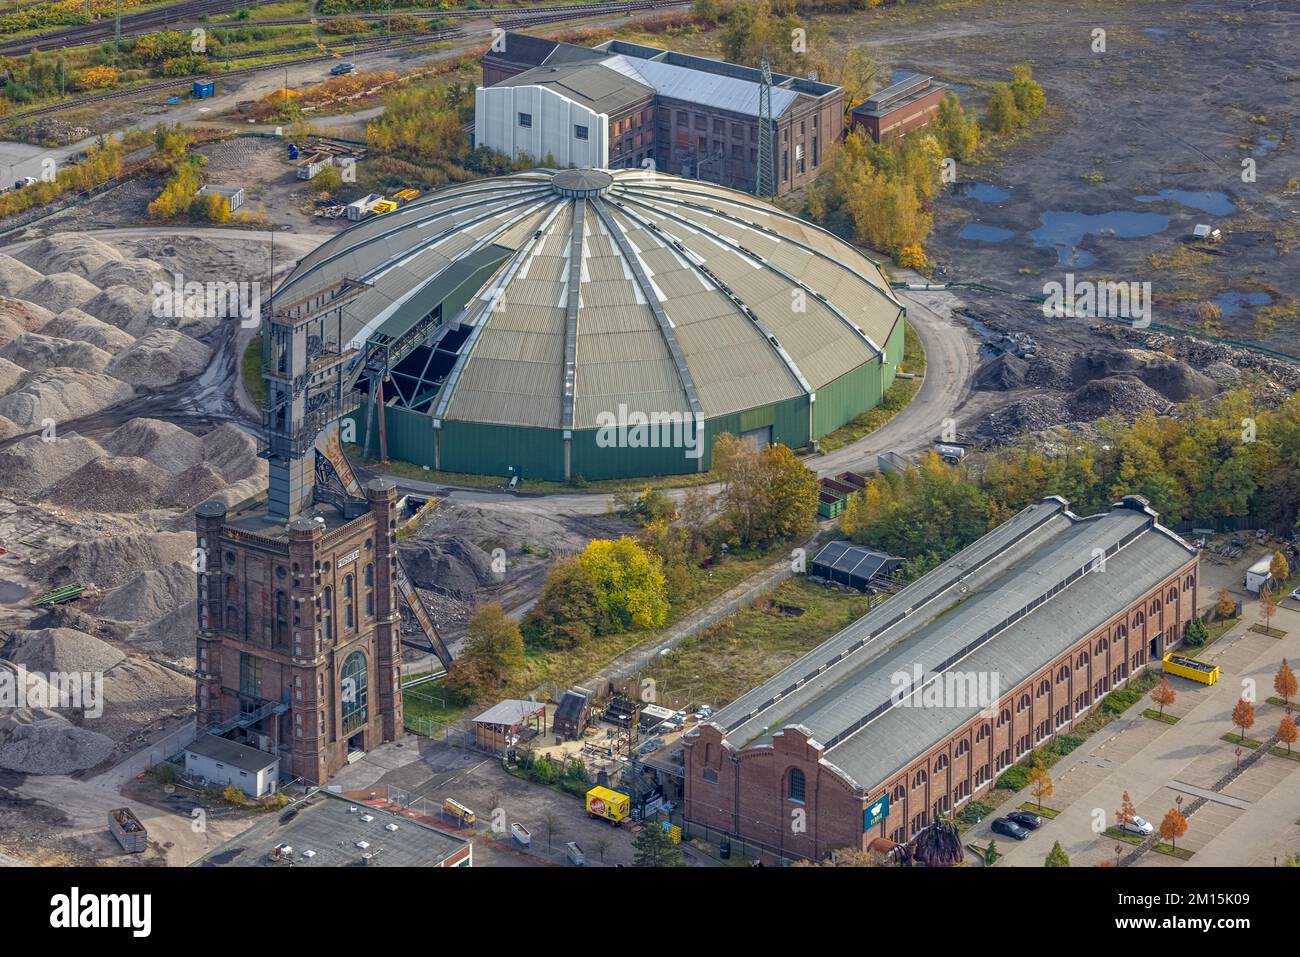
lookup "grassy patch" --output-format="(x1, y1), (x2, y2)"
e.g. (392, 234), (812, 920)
(637, 577), (875, 710)
(1141, 709), (1180, 725)
(1266, 696), (1291, 707)
(401, 684), (465, 728)
(1201, 616), (1240, 650)
(1104, 827), (1146, 846)
(1268, 747), (1300, 762)
(1153, 842), (1195, 860)
(1019, 802), (1060, 819)
(1249, 624), (1287, 638)
(816, 323), (925, 454)
(241, 336), (267, 410)
(1220, 733), (1263, 749)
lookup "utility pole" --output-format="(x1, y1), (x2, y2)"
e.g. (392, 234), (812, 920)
(755, 48), (776, 200)
(114, 0), (121, 48)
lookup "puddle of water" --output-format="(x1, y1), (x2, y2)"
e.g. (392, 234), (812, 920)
(1143, 27), (1169, 40)
(956, 181), (1010, 204)
(959, 223), (1015, 243)
(1135, 188), (1236, 216)
(0, 581), (27, 603)
(1030, 210), (1169, 267)
(1214, 291), (1272, 318)
(1253, 136), (1280, 157)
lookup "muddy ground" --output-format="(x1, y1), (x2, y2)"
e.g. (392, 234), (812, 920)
(826, 0), (1299, 348)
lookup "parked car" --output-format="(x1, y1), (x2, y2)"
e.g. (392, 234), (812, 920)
(1289, 586), (1300, 603)
(991, 817), (1030, 841)
(330, 61), (356, 76)
(1008, 810), (1043, 831)
(1117, 816), (1154, 837)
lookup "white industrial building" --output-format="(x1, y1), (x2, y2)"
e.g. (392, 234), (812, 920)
(475, 80), (612, 169)
(184, 733), (280, 798)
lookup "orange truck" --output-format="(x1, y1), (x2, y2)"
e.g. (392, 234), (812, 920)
(585, 786), (630, 825)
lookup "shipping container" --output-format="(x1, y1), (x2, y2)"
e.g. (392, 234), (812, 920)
(108, 807), (147, 853)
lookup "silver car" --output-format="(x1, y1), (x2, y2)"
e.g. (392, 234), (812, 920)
(1117, 815), (1154, 836)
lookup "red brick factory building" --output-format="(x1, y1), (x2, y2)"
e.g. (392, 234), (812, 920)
(683, 496), (1199, 862)
(850, 73), (950, 143)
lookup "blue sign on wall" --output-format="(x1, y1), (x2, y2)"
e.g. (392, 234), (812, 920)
(863, 792), (890, 831)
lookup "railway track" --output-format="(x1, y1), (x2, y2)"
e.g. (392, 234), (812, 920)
(7, 1), (663, 120)
(0, 0), (683, 54)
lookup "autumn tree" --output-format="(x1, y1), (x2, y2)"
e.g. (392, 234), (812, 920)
(1270, 549), (1291, 585)
(1044, 840), (1070, 867)
(1158, 806), (1188, 851)
(1277, 712), (1298, 756)
(1275, 659), (1298, 706)
(1231, 697), (1256, 743)
(522, 556), (604, 650)
(579, 536), (669, 632)
(712, 434), (818, 548)
(1217, 588), (1237, 619)
(1259, 587), (1278, 632)
(1149, 676), (1176, 718)
(1028, 753), (1053, 812)
(1116, 791), (1139, 831)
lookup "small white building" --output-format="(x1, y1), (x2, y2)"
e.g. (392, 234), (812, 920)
(184, 733), (279, 798)
(198, 184), (245, 213)
(346, 193), (383, 221)
(1245, 554), (1273, 594)
(475, 67), (625, 169)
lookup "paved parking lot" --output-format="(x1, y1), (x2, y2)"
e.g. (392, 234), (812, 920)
(967, 597), (1300, 868)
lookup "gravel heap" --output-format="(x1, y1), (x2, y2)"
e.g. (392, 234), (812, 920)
(40, 530), (195, 589)
(90, 257), (172, 296)
(81, 285), (154, 337)
(0, 253), (42, 297)
(0, 702), (115, 775)
(0, 332), (112, 374)
(1108, 324), (1300, 391)
(0, 368), (134, 432)
(400, 536), (498, 598)
(102, 418), (203, 472)
(45, 455), (170, 513)
(41, 309), (135, 354)
(1069, 348), (1218, 402)
(97, 562), (195, 624)
(1, 626), (126, 674)
(16, 232), (124, 279)
(0, 297), (54, 340)
(973, 352), (1028, 391)
(978, 393), (1074, 441)
(106, 329), (211, 387)
(20, 272), (99, 314)
(1068, 375), (1171, 419)
(95, 658), (193, 741)
(200, 423), (259, 480)
(162, 462), (229, 507)
(0, 355), (24, 392)
(0, 432), (105, 498)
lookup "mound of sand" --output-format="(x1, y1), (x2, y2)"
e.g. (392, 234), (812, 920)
(98, 562), (196, 624)
(0, 368), (133, 431)
(81, 284), (155, 337)
(201, 423), (259, 481)
(0, 415), (18, 441)
(41, 530), (194, 589)
(0, 704), (115, 774)
(1, 332), (112, 374)
(127, 601), (197, 662)
(98, 658), (193, 735)
(0, 296), (54, 340)
(0, 433), (105, 497)
(197, 474), (264, 510)
(20, 273), (100, 314)
(106, 329), (211, 387)
(41, 309), (135, 354)
(1, 627), (125, 674)
(161, 462), (228, 507)
(89, 257), (171, 296)
(0, 355), (25, 392)
(0, 253), (42, 297)
(1068, 375), (1170, 419)
(16, 232), (124, 279)
(1069, 348), (1218, 402)
(400, 536), (497, 598)
(102, 418), (203, 472)
(45, 455), (169, 513)
(973, 352), (1029, 391)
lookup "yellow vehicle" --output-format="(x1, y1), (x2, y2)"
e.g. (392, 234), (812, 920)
(1163, 652), (1219, 686)
(371, 199), (400, 214)
(442, 798), (476, 825)
(393, 188), (421, 202)
(585, 786), (630, 825)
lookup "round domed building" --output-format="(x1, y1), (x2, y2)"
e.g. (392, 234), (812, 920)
(278, 167), (906, 481)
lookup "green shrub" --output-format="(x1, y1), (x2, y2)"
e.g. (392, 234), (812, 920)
(996, 765), (1031, 791)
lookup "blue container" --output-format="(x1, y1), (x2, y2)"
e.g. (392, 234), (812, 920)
(288, 144), (300, 160)
(192, 81), (215, 98)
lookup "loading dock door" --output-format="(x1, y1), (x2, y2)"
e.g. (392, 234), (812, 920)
(741, 426), (773, 449)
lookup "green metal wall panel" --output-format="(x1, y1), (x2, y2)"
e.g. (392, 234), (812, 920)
(812, 359), (883, 439)
(882, 316), (905, 391)
(571, 427), (699, 481)
(439, 420), (565, 481)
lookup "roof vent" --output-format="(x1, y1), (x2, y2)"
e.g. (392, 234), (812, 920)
(551, 168), (614, 198)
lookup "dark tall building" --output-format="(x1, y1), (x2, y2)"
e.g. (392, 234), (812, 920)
(194, 481), (405, 785)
